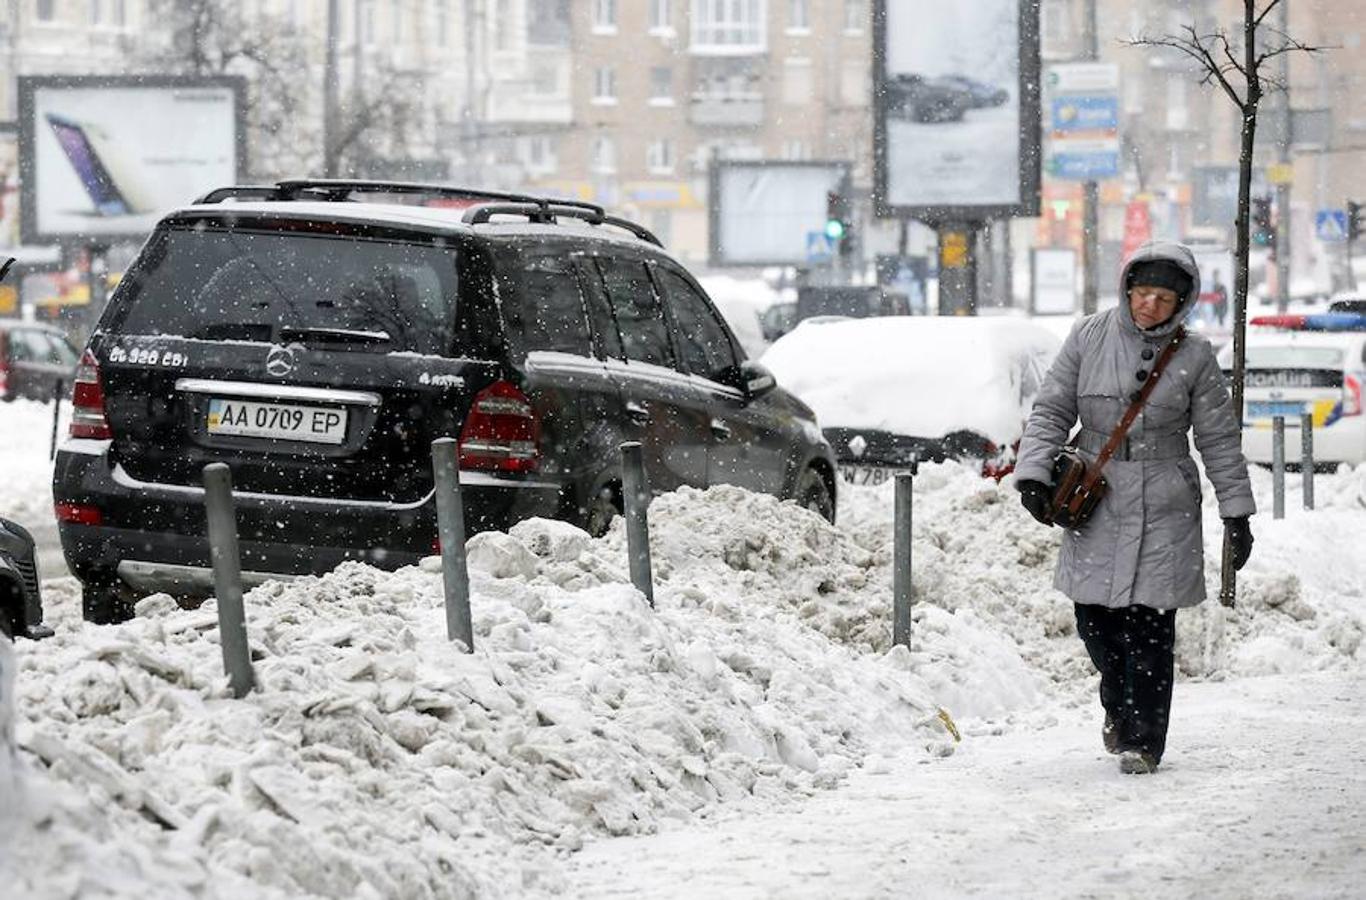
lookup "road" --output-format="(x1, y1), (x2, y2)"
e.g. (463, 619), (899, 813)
(565, 671), (1366, 899)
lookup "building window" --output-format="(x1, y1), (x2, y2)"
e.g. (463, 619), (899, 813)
(89, 0), (102, 25)
(1041, 0), (1071, 54)
(788, 0), (809, 30)
(528, 0), (570, 46)
(435, 0), (448, 46)
(1166, 76), (1188, 131)
(780, 140), (810, 160)
(113, 0), (126, 26)
(361, 0), (376, 45)
(593, 0), (617, 32)
(593, 67), (618, 104)
(782, 57), (812, 105)
(649, 0), (671, 32)
(840, 59), (867, 106)
(649, 67), (674, 104)
(844, 0), (865, 33)
(531, 59), (560, 96)
(647, 139), (675, 174)
(36, 0), (56, 21)
(593, 136), (617, 174)
(492, 0), (513, 51)
(691, 0), (766, 53)
(522, 136), (558, 175)
(392, 0), (404, 42)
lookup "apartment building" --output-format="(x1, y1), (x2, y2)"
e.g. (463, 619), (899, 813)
(538, 0), (873, 265)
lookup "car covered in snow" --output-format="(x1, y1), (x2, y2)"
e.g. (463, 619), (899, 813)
(761, 316), (1061, 484)
(53, 179), (838, 622)
(1219, 326), (1365, 469)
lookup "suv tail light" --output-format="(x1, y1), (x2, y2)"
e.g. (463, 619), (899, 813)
(69, 350), (113, 440)
(458, 380), (539, 472)
(1343, 373), (1363, 418)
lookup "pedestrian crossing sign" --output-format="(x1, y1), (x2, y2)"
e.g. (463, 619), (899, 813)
(1315, 209), (1348, 243)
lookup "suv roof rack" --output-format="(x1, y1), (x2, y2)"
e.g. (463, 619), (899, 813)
(462, 202), (663, 247)
(192, 178), (662, 247)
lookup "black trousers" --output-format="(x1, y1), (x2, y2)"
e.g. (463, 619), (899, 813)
(1074, 603), (1177, 762)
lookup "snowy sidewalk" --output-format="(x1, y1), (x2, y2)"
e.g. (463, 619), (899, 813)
(566, 671), (1366, 899)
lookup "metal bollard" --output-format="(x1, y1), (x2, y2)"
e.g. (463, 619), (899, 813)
(893, 471), (914, 649)
(620, 442), (654, 606)
(202, 463), (255, 698)
(49, 380), (63, 461)
(431, 438), (474, 651)
(1300, 412), (1314, 511)
(1271, 416), (1286, 520)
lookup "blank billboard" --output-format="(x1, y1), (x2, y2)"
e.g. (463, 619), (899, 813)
(709, 161), (849, 267)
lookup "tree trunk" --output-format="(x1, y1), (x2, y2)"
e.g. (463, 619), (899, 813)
(1220, 0), (1264, 607)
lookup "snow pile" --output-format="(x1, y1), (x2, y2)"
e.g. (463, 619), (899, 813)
(3, 504), (964, 897)
(761, 316), (1061, 445)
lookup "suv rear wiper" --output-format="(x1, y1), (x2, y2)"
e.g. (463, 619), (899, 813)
(278, 326), (393, 346)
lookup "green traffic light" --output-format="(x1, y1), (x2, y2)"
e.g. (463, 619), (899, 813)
(825, 219), (845, 240)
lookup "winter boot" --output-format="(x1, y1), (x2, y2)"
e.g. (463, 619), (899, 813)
(1118, 750), (1158, 775)
(1103, 714), (1121, 755)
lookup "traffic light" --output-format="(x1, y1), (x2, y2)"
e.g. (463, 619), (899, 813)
(825, 190), (854, 260)
(1348, 200), (1363, 243)
(1251, 196), (1274, 247)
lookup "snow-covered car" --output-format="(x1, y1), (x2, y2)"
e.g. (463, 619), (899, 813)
(884, 73), (970, 123)
(1218, 327), (1365, 468)
(930, 75), (1009, 108)
(0, 321), (79, 402)
(762, 317), (1062, 484)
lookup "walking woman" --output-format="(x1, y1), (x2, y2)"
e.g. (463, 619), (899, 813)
(1014, 242), (1256, 775)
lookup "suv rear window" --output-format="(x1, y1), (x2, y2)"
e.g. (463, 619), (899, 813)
(111, 226), (461, 355)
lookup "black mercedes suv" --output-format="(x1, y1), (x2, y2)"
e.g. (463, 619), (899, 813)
(53, 180), (837, 622)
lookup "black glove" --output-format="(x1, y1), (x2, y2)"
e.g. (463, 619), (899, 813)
(1017, 479), (1054, 526)
(1224, 516), (1253, 571)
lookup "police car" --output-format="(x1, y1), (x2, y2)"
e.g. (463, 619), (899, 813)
(1220, 313), (1366, 468)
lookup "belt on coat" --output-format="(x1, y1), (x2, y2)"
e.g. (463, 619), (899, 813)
(1076, 428), (1189, 461)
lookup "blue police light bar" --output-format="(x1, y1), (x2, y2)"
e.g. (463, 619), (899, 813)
(1249, 312), (1366, 332)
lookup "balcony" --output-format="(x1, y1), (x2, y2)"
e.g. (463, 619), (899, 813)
(689, 92), (764, 127)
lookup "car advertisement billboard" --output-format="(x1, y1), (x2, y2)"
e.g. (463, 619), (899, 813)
(708, 160), (850, 267)
(19, 76), (246, 245)
(873, 1), (1041, 220)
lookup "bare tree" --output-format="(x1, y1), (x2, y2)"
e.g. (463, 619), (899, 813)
(141, 0), (421, 180)
(1130, 1), (1322, 606)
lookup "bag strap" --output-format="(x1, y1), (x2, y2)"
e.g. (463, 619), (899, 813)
(1081, 327), (1186, 490)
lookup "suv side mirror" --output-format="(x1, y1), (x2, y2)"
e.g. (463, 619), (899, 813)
(738, 360), (776, 401)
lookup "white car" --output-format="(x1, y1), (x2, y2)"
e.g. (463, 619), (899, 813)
(761, 316), (1061, 484)
(1218, 329), (1365, 468)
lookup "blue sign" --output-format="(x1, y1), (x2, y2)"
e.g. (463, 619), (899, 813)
(1051, 96), (1120, 134)
(1316, 209), (1349, 243)
(1047, 151), (1120, 181)
(805, 231), (834, 263)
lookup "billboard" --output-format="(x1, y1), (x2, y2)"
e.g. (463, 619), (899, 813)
(19, 76), (246, 245)
(1032, 247), (1077, 315)
(873, 1), (1041, 220)
(709, 161), (850, 267)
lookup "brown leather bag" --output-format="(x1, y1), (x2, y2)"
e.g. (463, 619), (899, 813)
(1048, 328), (1186, 528)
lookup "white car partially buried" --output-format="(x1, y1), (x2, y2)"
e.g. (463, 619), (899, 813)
(761, 316), (1061, 484)
(1218, 324), (1365, 469)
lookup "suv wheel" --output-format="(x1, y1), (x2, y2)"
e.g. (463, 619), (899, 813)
(82, 577), (135, 625)
(795, 467), (835, 524)
(583, 485), (621, 538)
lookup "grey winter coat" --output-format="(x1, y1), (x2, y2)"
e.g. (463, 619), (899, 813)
(1015, 242), (1256, 610)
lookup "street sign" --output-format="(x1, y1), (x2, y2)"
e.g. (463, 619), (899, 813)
(1045, 63), (1120, 182)
(1046, 62), (1121, 93)
(1050, 96), (1120, 135)
(805, 230), (834, 264)
(1315, 209), (1348, 243)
